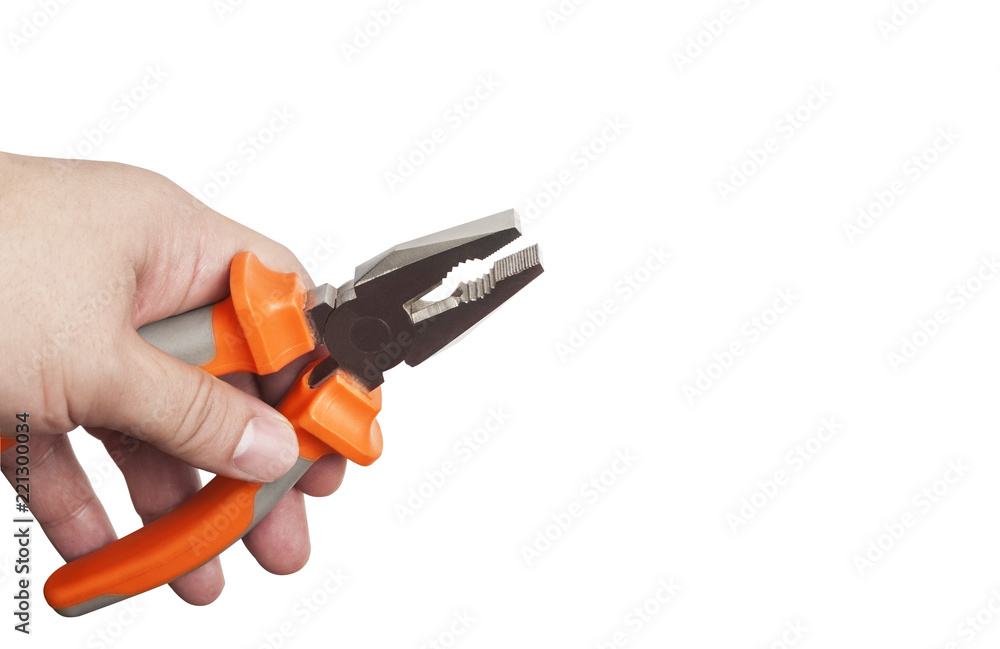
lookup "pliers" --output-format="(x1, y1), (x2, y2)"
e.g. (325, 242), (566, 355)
(41, 209), (543, 617)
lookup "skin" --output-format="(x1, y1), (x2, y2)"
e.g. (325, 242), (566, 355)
(0, 152), (347, 605)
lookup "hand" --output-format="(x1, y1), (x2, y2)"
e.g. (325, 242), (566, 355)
(0, 152), (346, 605)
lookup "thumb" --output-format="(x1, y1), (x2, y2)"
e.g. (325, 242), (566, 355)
(87, 334), (300, 482)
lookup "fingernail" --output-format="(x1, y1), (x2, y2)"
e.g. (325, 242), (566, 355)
(233, 417), (298, 481)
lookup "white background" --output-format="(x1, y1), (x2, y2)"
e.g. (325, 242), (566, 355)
(3, 0), (1000, 647)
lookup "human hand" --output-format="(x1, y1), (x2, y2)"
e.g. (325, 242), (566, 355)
(0, 152), (346, 605)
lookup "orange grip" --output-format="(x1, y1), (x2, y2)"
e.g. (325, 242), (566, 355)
(230, 251), (315, 375)
(0, 439), (12, 453)
(200, 297), (256, 375)
(44, 360), (383, 617)
(45, 473), (268, 616)
(200, 252), (316, 376)
(281, 360), (384, 466)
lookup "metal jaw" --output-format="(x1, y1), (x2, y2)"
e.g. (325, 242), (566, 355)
(304, 209), (543, 390)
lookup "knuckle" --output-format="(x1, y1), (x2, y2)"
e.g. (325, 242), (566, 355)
(170, 371), (237, 461)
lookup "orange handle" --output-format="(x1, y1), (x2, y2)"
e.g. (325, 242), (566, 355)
(44, 466), (300, 617)
(44, 360), (382, 617)
(137, 252), (316, 376)
(0, 439), (12, 453)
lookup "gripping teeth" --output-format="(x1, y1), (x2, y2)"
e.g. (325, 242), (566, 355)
(408, 245), (541, 323)
(458, 245), (540, 302)
(404, 241), (544, 366)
